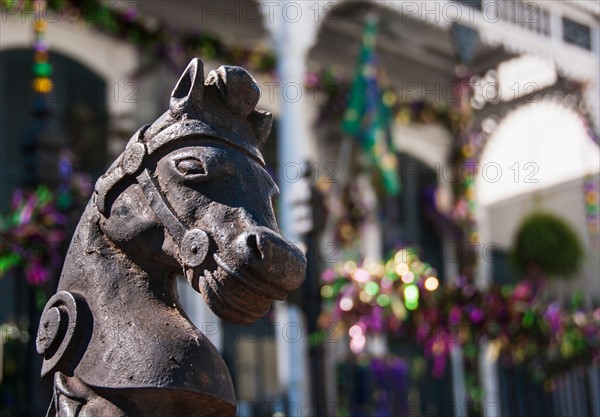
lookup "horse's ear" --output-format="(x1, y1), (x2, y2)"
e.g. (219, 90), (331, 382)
(248, 109), (272, 149)
(205, 65), (260, 119)
(170, 59), (205, 115)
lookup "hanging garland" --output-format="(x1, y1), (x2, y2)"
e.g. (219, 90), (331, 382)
(307, 67), (467, 253)
(314, 76), (600, 404)
(1, 0), (92, 288)
(0, 151), (92, 287)
(0, 185), (66, 286)
(311, 71), (461, 133)
(578, 100), (600, 248)
(317, 174), (378, 250)
(319, 247), (600, 383)
(1, 0), (55, 286)
(32, 0), (53, 94)
(584, 175), (599, 247)
(319, 75), (598, 391)
(2, 0), (468, 131)
(446, 70), (483, 279)
(311, 69), (600, 261)
(1, 0), (278, 74)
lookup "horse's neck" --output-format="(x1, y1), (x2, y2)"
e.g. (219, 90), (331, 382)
(57, 204), (178, 311)
(54, 205), (234, 401)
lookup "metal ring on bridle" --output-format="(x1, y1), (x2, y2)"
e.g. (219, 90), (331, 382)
(180, 229), (210, 268)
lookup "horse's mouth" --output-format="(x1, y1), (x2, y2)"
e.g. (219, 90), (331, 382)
(213, 254), (288, 300)
(185, 253), (288, 324)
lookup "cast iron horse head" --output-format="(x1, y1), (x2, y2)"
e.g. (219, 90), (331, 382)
(36, 59), (306, 417)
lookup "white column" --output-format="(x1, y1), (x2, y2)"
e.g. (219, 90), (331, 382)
(0, 334), (3, 384)
(440, 172), (468, 417)
(263, 0), (320, 244)
(590, 27), (600, 134)
(476, 206), (500, 415)
(476, 204), (493, 288)
(262, 2), (323, 415)
(549, 7), (563, 43)
(450, 344), (468, 417)
(479, 340), (501, 417)
(177, 277), (222, 352)
(358, 174), (383, 261)
(273, 301), (311, 414)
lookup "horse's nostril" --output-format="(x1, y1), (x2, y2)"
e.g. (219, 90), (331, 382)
(246, 234), (263, 259)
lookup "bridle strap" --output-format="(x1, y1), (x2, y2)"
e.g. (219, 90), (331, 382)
(136, 169), (187, 245)
(136, 168), (210, 269)
(95, 128), (210, 269)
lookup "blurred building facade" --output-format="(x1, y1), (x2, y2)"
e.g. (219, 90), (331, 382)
(1, 1), (599, 416)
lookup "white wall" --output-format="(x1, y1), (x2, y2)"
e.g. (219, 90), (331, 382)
(477, 101), (600, 302)
(485, 175), (600, 303)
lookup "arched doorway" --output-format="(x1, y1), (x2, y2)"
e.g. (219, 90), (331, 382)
(475, 98), (600, 415)
(0, 49), (108, 208)
(476, 99), (599, 292)
(0, 48), (107, 416)
(478, 100), (598, 207)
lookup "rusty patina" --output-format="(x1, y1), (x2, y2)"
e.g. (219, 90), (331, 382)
(36, 58), (306, 417)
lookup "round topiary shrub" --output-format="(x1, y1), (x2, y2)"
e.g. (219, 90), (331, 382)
(511, 211), (584, 279)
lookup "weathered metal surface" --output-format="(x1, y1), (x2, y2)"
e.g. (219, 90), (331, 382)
(36, 58), (306, 417)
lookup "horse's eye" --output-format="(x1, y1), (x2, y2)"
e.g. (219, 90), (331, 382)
(176, 158), (206, 176)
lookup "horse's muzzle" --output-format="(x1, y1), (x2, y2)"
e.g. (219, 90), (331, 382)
(192, 227), (306, 324)
(236, 228), (306, 292)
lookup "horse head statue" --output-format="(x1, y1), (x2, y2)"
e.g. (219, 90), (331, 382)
(36, 58), (306, 417)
